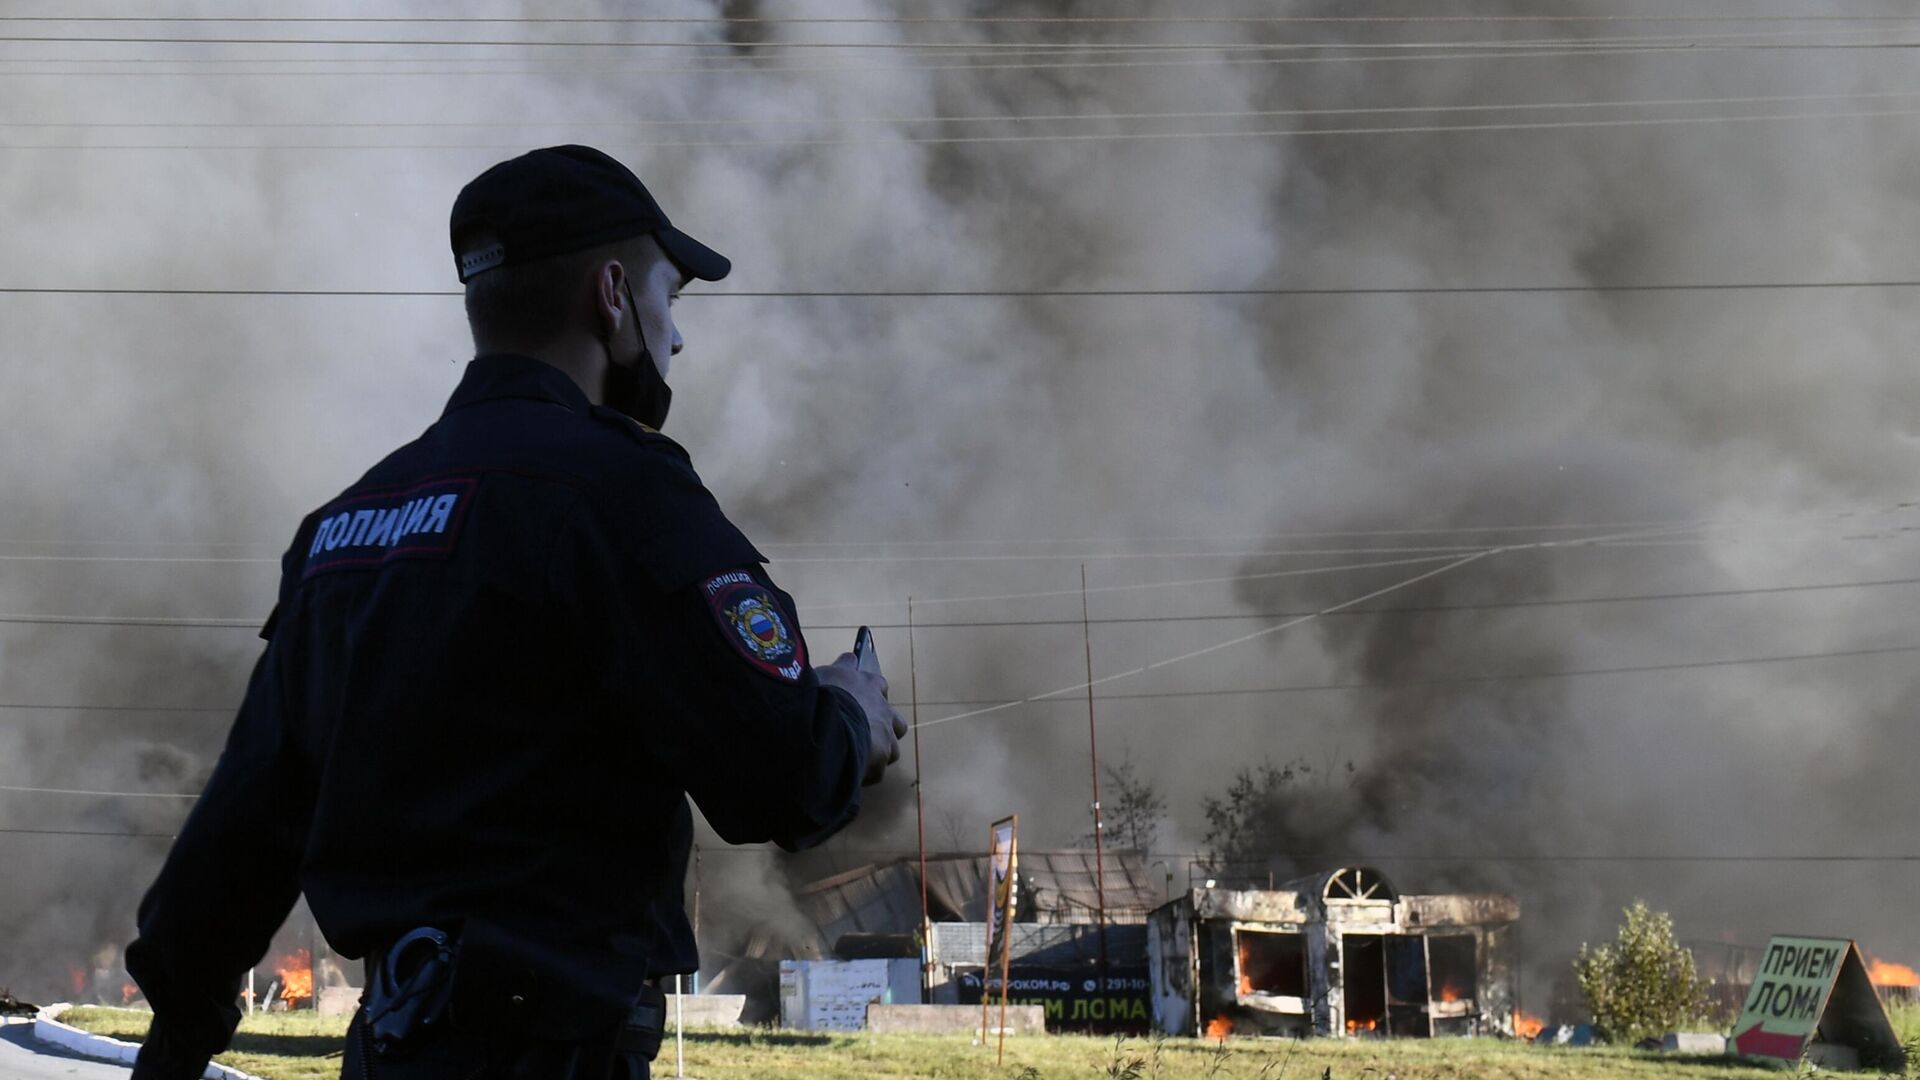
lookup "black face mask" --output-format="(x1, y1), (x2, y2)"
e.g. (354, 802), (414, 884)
(602, 280), (672, 430)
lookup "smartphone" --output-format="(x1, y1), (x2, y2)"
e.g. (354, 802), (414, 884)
(853, 626), (881, 675)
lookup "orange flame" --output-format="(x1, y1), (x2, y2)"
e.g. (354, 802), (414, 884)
(274, 948), (314, 1004)
(1513, 1010), (1545, 1040)
(1205, 1015), (1233, 1041)
(1866, 953), (1920, 988)
(120, 983), (138, 1005)
(1345, 1017), (1379, 1034)
(1436, 981), (1465, 1003)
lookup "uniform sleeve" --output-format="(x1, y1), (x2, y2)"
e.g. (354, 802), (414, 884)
(124, 560), (315, 1077)
(552, 481), (868, 853)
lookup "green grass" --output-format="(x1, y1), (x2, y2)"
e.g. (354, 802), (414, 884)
(61, 1007), (347, 1080)
(1890, 1000), (1920, 1046)
(59, 1006), (1818, 1080)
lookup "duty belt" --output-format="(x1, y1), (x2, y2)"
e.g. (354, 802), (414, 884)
(361, 927), (667, 1063)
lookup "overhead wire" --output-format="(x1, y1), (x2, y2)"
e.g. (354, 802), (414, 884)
(14, 280), (1920, 296)
(4, 526), (1912, 565)
(0, 502), (1906, 550)
(805, 574), (1920, 630)
(7, 15), (1920, 26)
(0, 784), (196, 799)
(0, 551), (1484, 628)
(0, 43), (1891, 78)
(3, 515), (1909, 627)
(13, 639), (1919, 720)
(910, 521), (1719, 730)
(915, 549), (1498, 730)
(9, 15), (1920, 25)
(1, 25), (1908, 50)
(909, 642), (1920, 711)
(13, 89), (1920, 132)
(13, 641), (1913, 802)
(0, 826), (176, 839)
(10, 103), (1920, 148)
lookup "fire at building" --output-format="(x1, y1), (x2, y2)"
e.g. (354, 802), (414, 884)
(1148, 866), (1519, 1039)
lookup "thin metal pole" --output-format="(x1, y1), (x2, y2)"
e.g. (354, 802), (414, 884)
(674, 973), (685, 1078)
(1082, 564), (1110, 1015)
(909, 597), (931, 1003)
(691, 843), (702, 995)
(997, 815), (1018, 1067)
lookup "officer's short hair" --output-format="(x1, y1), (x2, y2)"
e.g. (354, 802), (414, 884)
(463, 238), (639, 351)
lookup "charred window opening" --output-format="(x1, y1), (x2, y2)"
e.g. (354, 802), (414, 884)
(1343, 935), (1386, 1034)
(1235, 929), (1307, 998)
(1427, 935), (1477, 1003)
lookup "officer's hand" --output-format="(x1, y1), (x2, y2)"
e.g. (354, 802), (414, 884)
(817, 653), (907, 785)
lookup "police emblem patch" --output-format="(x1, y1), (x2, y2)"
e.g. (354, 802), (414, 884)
(703, 571), (806, 682)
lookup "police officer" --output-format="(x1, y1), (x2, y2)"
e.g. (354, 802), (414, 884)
(125, 145), (907, 1079)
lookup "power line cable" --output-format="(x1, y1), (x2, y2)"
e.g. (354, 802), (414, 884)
(806, 574), (1920, 630)
(11, 281), (1920, 298)
(0, 552), (1489, 628)
(15, 106), (1920, 149)
(5, 526), (1909, 567)
(13, 638), (1918, 719)
(917, 550), (1496, 730)
(908, 642), (1920, 710)
(912, 522), (1712, 730)
(12, 639), (1909, 803)
(3, 27), (1905, 49)
(0, 826), (175, 839)
(6, 822), (1913, 859)
(9, 15), (1920, 25)
(691, 846), (1920, 864)
(0, 784), (195, 799)
(0, 505), (1901, 548)
(10, 515), (1900, 627)
(0, 43), (1877, 78)
(0, 503), (1889, 553)
(0, 543), (1500, 566)
(16, 89), (1920, 131)
(8, 16), (1920, 26)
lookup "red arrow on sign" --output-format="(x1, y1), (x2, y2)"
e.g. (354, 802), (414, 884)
(1733, 1022), (1807, 1060)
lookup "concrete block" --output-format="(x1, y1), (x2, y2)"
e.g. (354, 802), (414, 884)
(1661, 1032), (1728, 1054)
(663, 994), (746, 1028)
(865, 1004), (1046, 1035)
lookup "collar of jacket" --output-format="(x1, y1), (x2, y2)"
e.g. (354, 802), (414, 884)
(443, 353), (594, 417)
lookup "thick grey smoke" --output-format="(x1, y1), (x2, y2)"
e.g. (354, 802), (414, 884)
(4, 0), (1919, 1010)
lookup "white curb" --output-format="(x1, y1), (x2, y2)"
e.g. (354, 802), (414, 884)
(33, 1003), (265, 1080)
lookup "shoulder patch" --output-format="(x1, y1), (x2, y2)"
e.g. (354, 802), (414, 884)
(703, 571), (806, 682)
(302, 475), (476, 579)
(588, 405), (685, 456)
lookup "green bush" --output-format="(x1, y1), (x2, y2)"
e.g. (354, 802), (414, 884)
(1573, 901), (1707, 1045)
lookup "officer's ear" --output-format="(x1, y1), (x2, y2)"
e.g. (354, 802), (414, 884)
(591, 258), (629, 343)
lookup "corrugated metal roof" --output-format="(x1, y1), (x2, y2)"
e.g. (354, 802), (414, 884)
(797, 849), (1164, 946)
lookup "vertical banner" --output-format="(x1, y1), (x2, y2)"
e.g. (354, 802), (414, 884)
(981, 815), (1019, 1064)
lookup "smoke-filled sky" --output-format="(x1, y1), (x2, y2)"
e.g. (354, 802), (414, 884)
(4, 0), (1920, 1006)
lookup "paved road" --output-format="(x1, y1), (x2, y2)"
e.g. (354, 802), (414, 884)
(0, 1020), (133, 1079)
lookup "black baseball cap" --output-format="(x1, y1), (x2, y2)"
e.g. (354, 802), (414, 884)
(449, 145), (730, 285)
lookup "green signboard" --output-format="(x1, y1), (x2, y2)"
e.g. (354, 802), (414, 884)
(1731, 936), (1903, 1069)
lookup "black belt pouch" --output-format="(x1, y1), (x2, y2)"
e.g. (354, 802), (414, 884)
(446, 919), (641, 1047)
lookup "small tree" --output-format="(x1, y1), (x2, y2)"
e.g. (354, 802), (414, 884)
(1082, 752), (1168, 851)
(1574, 901), (1706, 1044)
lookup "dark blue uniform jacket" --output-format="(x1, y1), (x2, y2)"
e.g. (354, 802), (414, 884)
(125, 354), (868, 1067)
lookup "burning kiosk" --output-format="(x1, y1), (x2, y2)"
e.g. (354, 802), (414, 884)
(1147, 866), (1519, 1039)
